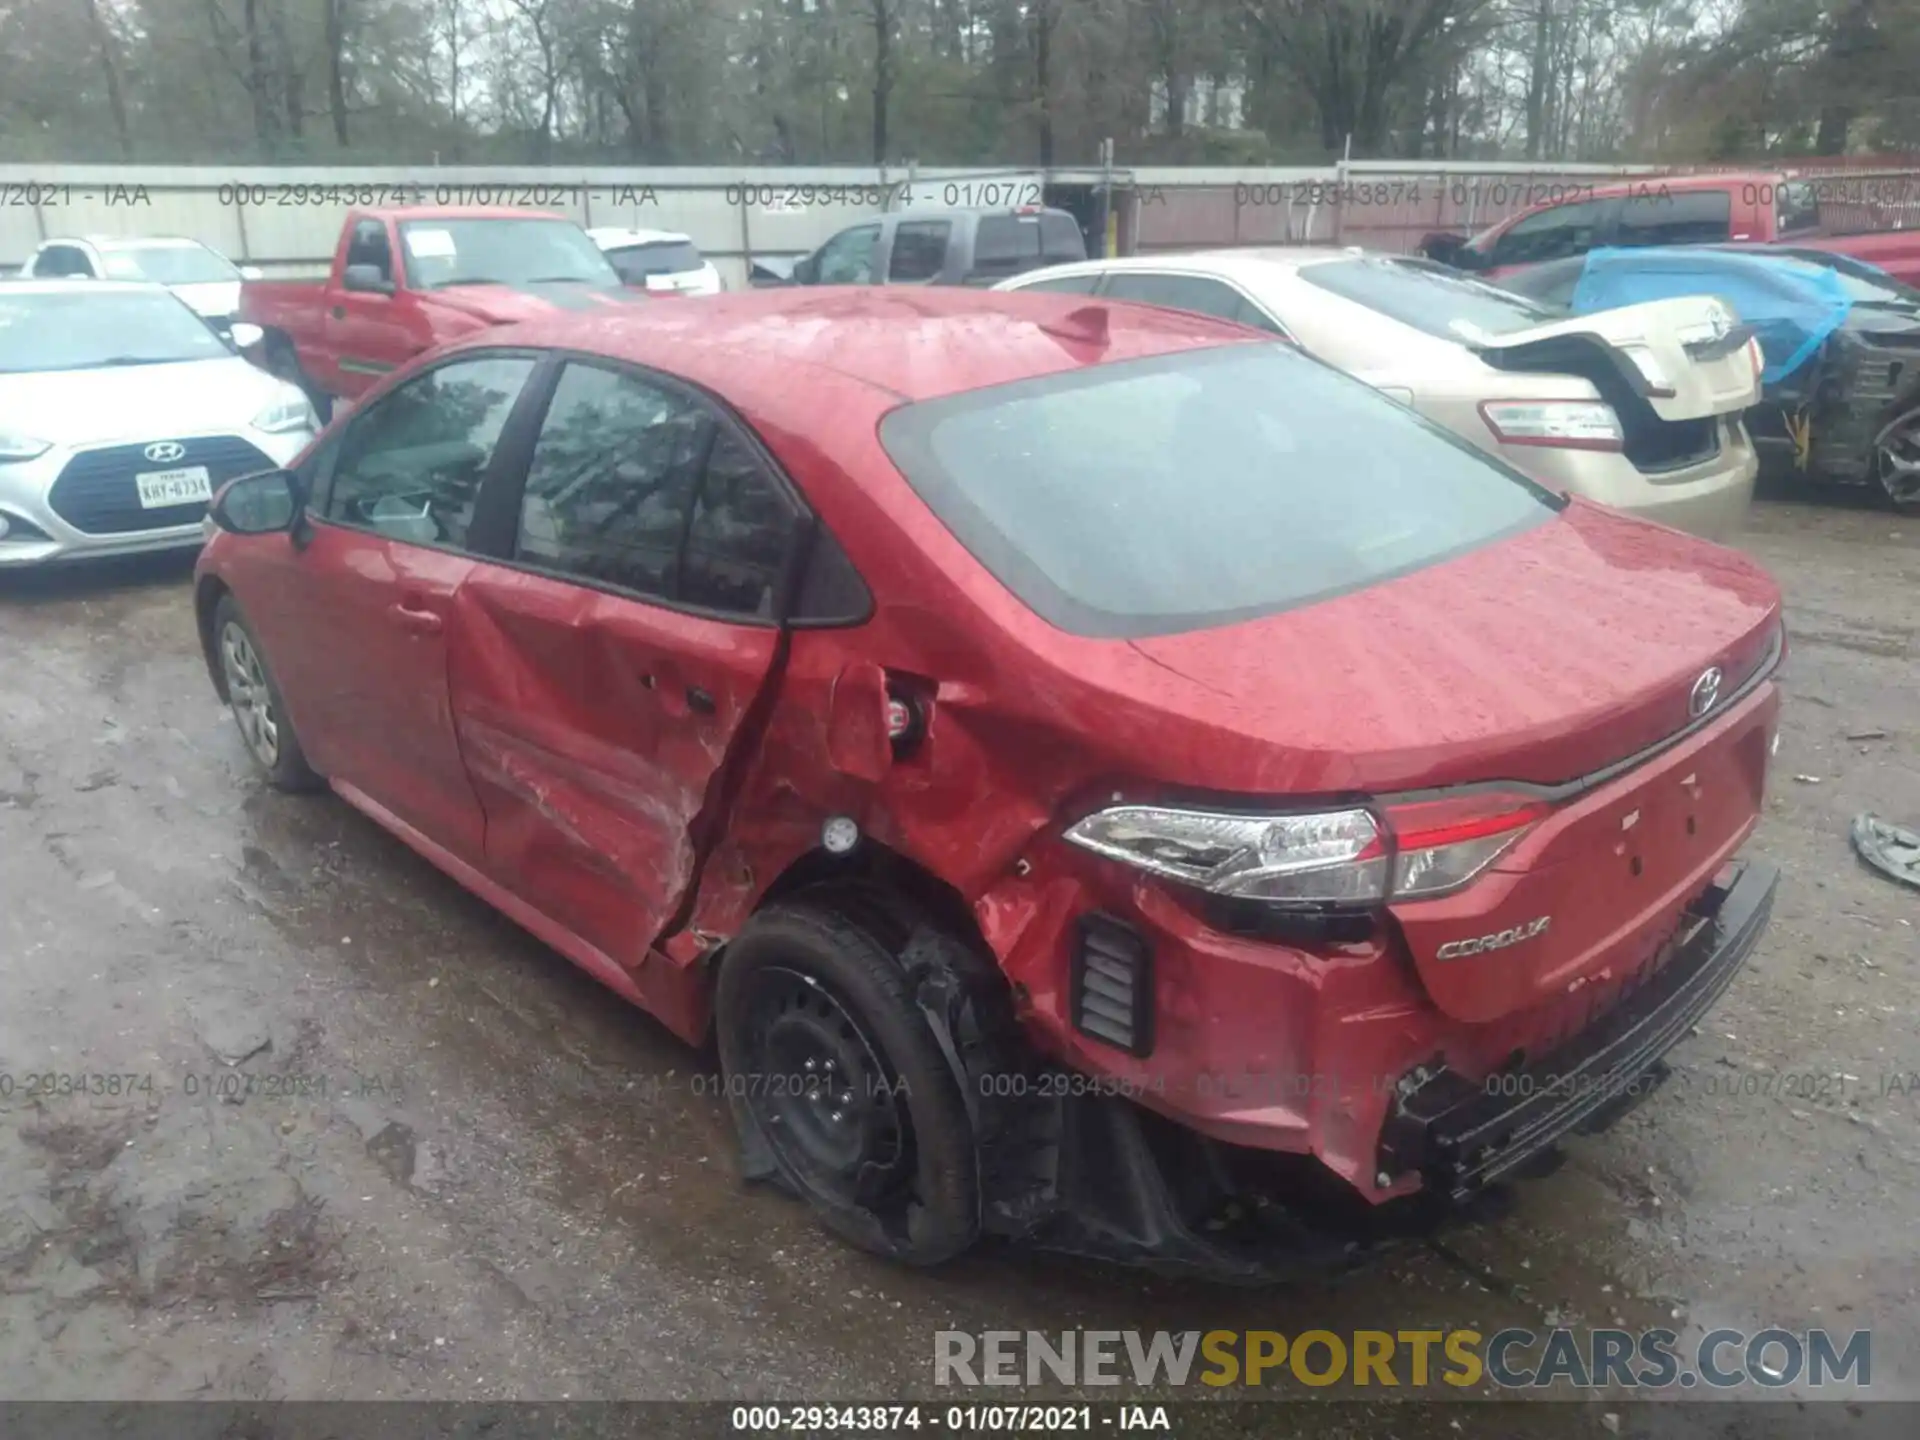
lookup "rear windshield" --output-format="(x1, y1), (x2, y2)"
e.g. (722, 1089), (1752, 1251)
(606, 240), (704, 278)
(877, 345), (1559, 639)
(971, 214), (1087, 277)
(1301, 256), (1558, 342)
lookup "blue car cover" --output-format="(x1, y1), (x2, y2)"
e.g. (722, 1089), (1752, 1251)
(1569, 246), (1852, 384)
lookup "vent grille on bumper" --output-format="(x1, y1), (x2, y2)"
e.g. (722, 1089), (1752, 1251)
(1072, 913), (1155, 1058)
(48, 436), (275, 535)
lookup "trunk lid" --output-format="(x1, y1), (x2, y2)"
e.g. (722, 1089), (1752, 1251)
(1111, 502), (1783, 1025)
(1467, 296), (1762, 422)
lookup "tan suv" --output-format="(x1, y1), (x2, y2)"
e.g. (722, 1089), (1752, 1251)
(997, 248), (1764, 540)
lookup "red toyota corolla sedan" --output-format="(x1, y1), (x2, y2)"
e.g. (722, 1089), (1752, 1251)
(195, 287), (1782, 1280)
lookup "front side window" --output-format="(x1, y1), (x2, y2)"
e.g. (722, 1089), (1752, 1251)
(323, 355), (535, 549)
(1614, 191), (1732, 247)
(1489, 199), (1613, 266)
(889, 221), (952, 282)
(1776, 182), (1821, 236)
(345, 221), (393, 280)
(1300, 257), (1558, 342)
(0, 289), (232, 373)
(816, 225), (880, 284)
(878, 345), (1558, 639)
(515, 363), (714, 598)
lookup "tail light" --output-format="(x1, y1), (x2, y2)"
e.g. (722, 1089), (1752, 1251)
(1745, 335), (1766, 377)
(1063, 793), (1549, 909)
(1479, 400), (1623, 451)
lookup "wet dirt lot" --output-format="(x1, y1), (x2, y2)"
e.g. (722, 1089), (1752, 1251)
(1, 491), (1916, 1437)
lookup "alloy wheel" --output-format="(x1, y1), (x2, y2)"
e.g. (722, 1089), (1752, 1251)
(220, 621), (280, 768)
(1871, 404), (1920, 508)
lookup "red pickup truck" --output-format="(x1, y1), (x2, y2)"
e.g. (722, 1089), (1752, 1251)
(239, 207), (647, 414)
(1421, 170), (1920, 286)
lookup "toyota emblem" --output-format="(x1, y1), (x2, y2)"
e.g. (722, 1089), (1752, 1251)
(144, 441), (187, 464)
(1688, 666), (1724, 718)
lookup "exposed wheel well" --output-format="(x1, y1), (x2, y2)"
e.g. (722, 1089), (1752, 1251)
(195, 576), (232, 700)
(753, 840), (992, 964)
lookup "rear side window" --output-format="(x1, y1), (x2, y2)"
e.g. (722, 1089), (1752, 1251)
(1776, 182), (1821, 236)
(889, 221), (951, 282)
(515, 363), (711, 599)
(1015, 273), (1101, 295)
(681, 430), (801, 618)
(878, 346), (1558, 639)
(971, 213), (1086, 277)
(1615, 190), (1732, 247)
(1300, 257), (1556, 341)
(1102, 272), (1275, 331)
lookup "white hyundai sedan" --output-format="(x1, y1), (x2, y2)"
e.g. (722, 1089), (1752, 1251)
(0, 281), (318, 566)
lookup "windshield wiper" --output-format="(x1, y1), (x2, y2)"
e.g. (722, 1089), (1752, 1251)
(522, 275), (607, 285)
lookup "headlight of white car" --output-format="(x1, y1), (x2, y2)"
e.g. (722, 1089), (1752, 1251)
(252, 393), (317, 434)
(0, 432), (51, 461)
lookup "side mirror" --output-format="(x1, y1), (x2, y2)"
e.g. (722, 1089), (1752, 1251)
(342, 264), (394, 295)
(210, 469), (301, 535)
(239, 265), (264, 280)
(227, 321), (265, 352)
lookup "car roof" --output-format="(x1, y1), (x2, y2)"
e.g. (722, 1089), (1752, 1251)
(892, 205), (1077, 222)
(1011, 247), (1361, 280)
(481, 286), (1260, 404)
(44, 235), (213, 252)
(587, 227), (696, 247)
(2, 278), (174, 295)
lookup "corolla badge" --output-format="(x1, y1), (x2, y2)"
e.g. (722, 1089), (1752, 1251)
(144, 441), (187, 464)
(1435, 915), (1551, 960)
(1689, 666), (1724, 718)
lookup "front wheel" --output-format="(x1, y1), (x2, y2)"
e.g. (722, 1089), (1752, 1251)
(1870, 401), (1920, 512)
(214, 595), (321, 792)
(714, 898), (981, 1265)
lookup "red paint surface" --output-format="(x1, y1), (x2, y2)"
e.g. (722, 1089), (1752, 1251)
(201, 287), (1783, 1201)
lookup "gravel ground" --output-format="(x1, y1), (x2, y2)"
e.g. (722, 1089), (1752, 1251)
(0, 489), (1914, 1438)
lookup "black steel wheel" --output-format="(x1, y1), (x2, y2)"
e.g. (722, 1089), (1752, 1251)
(715, 897), (981, 1265)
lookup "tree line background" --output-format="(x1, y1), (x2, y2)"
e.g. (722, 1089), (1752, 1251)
(2, 0), (1916, 167)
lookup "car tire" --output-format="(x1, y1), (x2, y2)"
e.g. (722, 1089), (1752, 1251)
(213, 595), (322, 792)
(1870, 395), (1920, 513)
(715, 894), (981, 1266)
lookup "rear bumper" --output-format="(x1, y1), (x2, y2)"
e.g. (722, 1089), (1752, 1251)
(1375, 858), (1777, 1199)
(1513, 418), (1757, 541)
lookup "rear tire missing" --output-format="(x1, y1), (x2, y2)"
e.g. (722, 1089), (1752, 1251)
(715, 898), (981, 1265)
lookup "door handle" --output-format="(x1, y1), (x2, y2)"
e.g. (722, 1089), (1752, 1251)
(685, 685), (716, 715)
(388, 602), (443, 636)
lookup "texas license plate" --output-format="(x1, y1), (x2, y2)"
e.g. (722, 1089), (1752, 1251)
(135, 466), (213, 508)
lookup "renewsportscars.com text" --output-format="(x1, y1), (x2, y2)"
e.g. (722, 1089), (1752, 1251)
(934, 1328), (1870, 1391)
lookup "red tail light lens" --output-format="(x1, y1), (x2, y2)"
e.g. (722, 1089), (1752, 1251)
(1063, 793), (1551, 908)
(1383, 792), (1551, 899)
